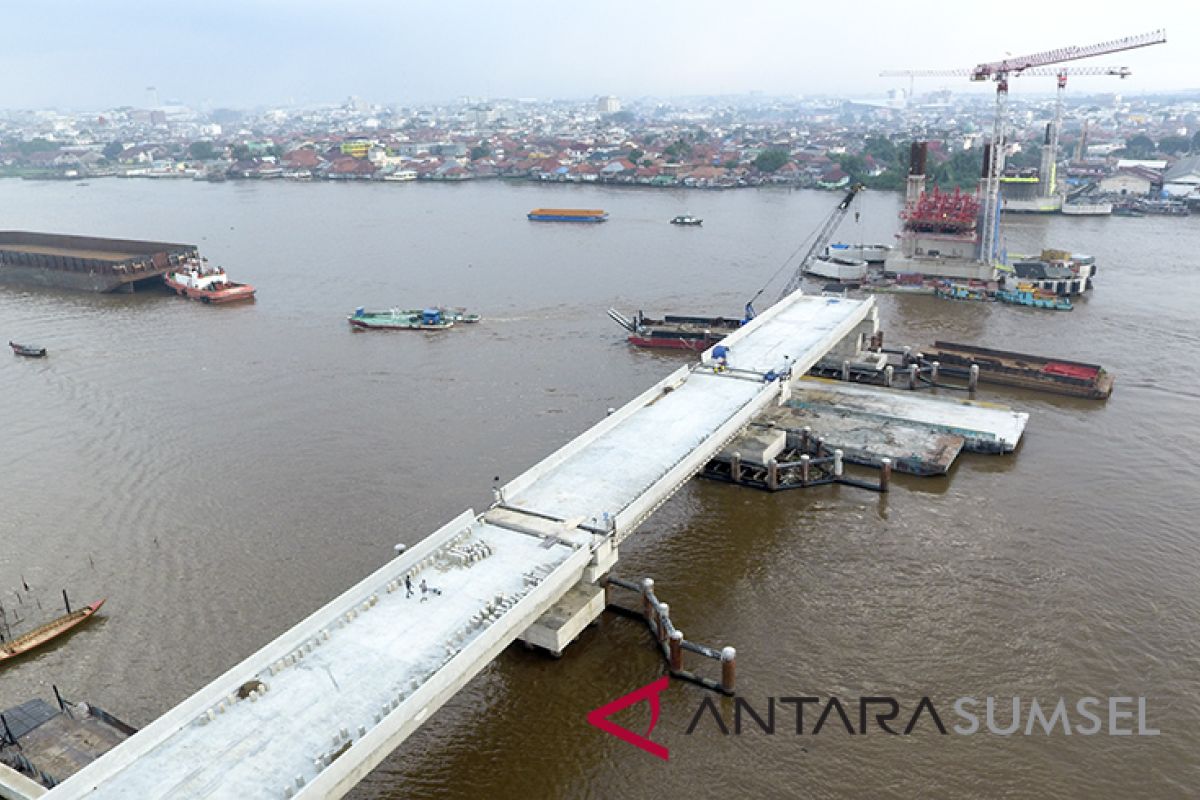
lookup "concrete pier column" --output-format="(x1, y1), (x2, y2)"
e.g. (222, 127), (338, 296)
(669, 630), (683, 672)
(884, 365), (893, 387)
(833, 449), (844, 477)
(767, 459), (779, 491)
(800, 454), (811, 484)
(880, 458), (892, 492)
(721, 647), (737, 694)
(969, 364), (980, 394)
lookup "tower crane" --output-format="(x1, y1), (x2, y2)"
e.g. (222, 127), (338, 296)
(971, 30), (1164, 264)
(882, 29), (1166, 265)
(882, 66), (1132, 201)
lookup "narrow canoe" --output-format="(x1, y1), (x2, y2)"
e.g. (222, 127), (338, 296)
(0, 599), (105, 664)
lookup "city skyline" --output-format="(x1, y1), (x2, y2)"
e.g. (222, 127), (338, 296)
(2, 0), (1191, 109)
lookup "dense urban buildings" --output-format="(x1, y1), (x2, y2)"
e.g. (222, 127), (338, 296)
(2, 90), (1199, 206)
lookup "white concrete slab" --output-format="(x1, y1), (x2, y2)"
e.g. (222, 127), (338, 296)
(505, 371), (763, 526)
(702, 294), (874, 376)
(791, 378), (1029, 452)
(47, 517), (588, 800)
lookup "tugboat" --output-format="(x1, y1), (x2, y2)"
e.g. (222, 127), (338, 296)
(348, 307), (461, 331)
(164, 258), (255, 304)
(670, 215), (703, 226)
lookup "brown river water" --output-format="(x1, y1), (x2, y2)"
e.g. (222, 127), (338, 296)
(1, 178), (1198, 798)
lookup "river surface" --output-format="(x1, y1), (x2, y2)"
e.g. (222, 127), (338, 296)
(1, 178), (1198, 798)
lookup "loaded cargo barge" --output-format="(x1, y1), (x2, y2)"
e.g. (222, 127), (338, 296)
(0, 231), (199, 293)
(527, 208), (608, 222)
(925, 341), (1114, 399)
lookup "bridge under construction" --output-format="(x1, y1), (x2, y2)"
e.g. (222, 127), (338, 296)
(39, 291), (879, 800)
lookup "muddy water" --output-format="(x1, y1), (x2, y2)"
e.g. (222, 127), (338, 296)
(1, 178), (1197, 797)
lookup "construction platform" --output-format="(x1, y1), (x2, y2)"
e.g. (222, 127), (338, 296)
(787, 378), (1027, 454)
(702, 379), (1027, 493)
(0, 231), (197, 293)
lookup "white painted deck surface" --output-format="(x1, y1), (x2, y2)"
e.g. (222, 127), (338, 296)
(47, 292), (876, 800)
(792, 378), (1028, 451)
(48, 515), (591, 800)
(505, 371), (763, 525)
(501, 295), (876, 537)
(705, 296), (871, 374)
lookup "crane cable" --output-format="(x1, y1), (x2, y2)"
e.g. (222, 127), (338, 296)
(745, 226), (820, 310)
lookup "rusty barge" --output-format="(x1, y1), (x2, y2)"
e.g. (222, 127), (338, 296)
(0, 231), (199, 293)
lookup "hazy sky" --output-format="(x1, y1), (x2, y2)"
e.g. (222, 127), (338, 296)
(2, 0), (1193, 109)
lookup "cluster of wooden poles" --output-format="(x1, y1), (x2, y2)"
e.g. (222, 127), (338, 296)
(604, 576), (736, 695)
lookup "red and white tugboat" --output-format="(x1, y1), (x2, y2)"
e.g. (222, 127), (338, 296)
(164, 258), (255, 304)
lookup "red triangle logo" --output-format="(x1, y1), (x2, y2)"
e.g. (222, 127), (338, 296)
(586, 676), (670, 761)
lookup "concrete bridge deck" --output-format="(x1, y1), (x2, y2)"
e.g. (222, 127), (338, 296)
(45, 293), (875, 800)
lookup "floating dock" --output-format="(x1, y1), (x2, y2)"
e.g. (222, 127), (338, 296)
(0, 231), (198, 293)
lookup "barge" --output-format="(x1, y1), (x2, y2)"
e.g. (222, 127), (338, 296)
(924, 341), (1114, 399)
(0, 231), (199, 293)
(527, 208), (608, 222)
(607, 308), (743, 351)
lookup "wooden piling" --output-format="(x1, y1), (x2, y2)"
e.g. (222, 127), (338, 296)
(880, 458), (892, 492)
(669, 630), (683, 672)
(767, 459), (779, 491)
(968, 363), (979, 393)
(884, 365), (893, 387)
(641, 578), (654, 622)
(841, 360), (850, 381)
(931, 360), (940, 382)
(800, 454), (810, 484)
(657, 603), (669, 644)
(800, 426), (811, 451)
(833, 449), (844, 477)
(908, 364), (918, 389)
(720, 647), (737, 694)
(730, 452), (741, 484)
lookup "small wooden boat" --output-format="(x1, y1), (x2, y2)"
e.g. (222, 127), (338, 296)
(670, 215), (702, 226)
(9, 341), (47, 358)
(0, 599), (105, 665)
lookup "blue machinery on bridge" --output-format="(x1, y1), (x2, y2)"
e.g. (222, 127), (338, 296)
(44, 293), (880, 800)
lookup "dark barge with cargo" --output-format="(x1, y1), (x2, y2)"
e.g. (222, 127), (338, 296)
(0, 231), (199, 293)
